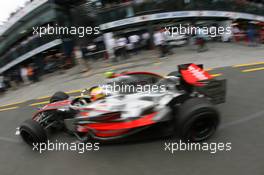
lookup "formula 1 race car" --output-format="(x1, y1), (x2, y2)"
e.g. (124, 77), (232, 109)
(17, 63), (227, 146)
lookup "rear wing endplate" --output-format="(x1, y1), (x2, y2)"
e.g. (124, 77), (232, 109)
(195, 79), (227, 104)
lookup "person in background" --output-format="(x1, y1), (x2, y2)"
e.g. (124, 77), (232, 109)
(29, 63), (39, 82)
(10, 69), (20, 90)
(161, 28), (173, 55)
(116, 36), (128, 60)
(260, 26), (264, 43)
(232, 26), (240, 43)
(128, 34), (140, 55)
(74, 46), (88, 73)
(153, 28), (166, 58)
(255, 27), (261, 46)
(20, 66), (30, 85)
(142, 32), (150, 50)
(196, 28), (208, 52)
(56, 53), (66, 73)
(0, 74), (5, 94)
(126, 39), (133, 56)
(3, 74), (10, 89)
(108, 36), (117, 62)
(27, 64), (34, 82)
(247, 24), (256, 46)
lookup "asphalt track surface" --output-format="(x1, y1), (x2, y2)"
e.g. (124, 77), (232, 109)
(0, 64), (264, 175)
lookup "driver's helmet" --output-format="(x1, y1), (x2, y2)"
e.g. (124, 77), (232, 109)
(90, 87), (106, 101)
(104, 71), (116, 78)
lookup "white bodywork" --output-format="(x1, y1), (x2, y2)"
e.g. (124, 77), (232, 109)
(84, 91), (181, 119)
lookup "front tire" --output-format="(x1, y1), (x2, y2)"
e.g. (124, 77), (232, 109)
(176, 98), (220, 142)
(20, 119), (47, 146)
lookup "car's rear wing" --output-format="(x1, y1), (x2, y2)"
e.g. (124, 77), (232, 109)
(195, 79), (227, 104)
(178, 63), (212, 86)
(177, 63), (227, 104)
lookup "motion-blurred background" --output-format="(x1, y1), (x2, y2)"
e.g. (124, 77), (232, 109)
(0, 0), (263, 93)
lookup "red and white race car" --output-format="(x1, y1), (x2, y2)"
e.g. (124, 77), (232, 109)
(17, 63), (226, 146)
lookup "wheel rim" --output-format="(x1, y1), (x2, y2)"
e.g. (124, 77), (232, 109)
(188, 112), (218, 142)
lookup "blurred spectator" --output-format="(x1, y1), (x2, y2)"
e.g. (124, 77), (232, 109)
(28, 63), (39, 82)
(153, 29), (166, 58)
(10, 69), (20, 90)
(116, 36), (128, 60)
(142, 32), (151, 49)
(55, 53), (66, 73)
(27, 64), (34, 82)
(260, 27), (264, 43)
(108, 36), (117, 62)
(196, 28), (208, 52)
(232, 25), (239, 42)
(247, 24), (257, 46)
(161, 29), (173, 55)
(0, 74), (5, 94)
(3, 75), (11, 89)
(74, 46), (89, 72)
(20, 66), (30, 85)
(128, 34), (140, 55)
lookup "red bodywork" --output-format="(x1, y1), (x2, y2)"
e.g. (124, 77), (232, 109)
(77, 112), (157, 138)
(35, 100), (159, 138)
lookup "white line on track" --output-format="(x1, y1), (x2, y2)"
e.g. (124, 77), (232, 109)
(220, 110), (264, 130)
(0, 136), (20, 143)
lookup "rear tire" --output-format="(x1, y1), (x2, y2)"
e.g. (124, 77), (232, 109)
(176, 98), (220, 142)
(20, 119), (47, 146)
(50, 91), (69, 103)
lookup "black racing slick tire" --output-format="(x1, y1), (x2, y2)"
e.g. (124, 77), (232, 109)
(176, 98), (220, 142)
(50, 91), (69, 103)
(20, 119), (47, 146)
